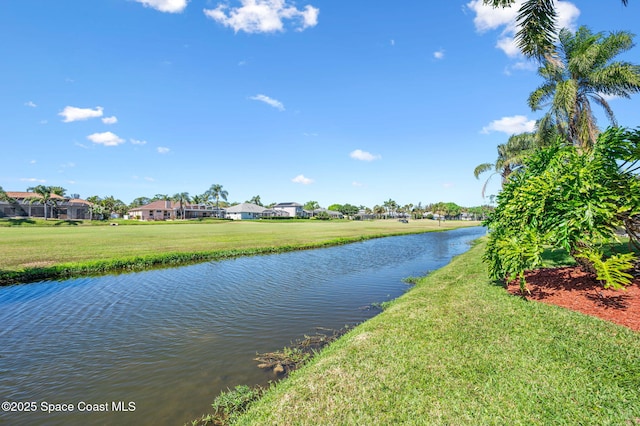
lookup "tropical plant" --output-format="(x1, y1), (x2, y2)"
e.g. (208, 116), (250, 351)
(172, 192), (190, 219)
(26, 185), (66, 220)
(0, 186), (13, 202)
(248, 195), (263, 206)
(129, 197), (151, 208)
(528, 26), (640, 149)
(484, 127), (640, 291)
(474, 132), (536, 197)
(206, 184), (228, 218)
(484, 0), (630, 59)
(303, 200), (320, 211)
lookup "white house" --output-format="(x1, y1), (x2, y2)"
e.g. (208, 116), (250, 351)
(273, 202), (307, 218)
(225, 203), (266, 220)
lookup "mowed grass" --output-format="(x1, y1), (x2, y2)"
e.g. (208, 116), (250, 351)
(0, 219), (477, 283)
(233, 240), (640, 425)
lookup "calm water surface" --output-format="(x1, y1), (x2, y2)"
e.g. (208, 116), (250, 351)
(0, 226), (485, 425)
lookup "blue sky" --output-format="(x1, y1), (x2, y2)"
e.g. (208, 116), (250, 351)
(1, 0), (638, 208)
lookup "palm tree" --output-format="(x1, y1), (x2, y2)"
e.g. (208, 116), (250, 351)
(528, 26), (640, 149)
(474, 132), (535, 197)
(373, 205), (386, 219)
(172, 192), (190, 220)
(26, 185), (65, 219)
(0, 185), (13, 202)
(207, 184), (228, 218)
(248, 195), (263, 206)
(484, 0), (630, 59)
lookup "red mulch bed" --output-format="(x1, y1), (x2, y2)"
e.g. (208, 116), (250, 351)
(507, 266), (640, 332)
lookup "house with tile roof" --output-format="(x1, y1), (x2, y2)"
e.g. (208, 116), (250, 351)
(128, 200), (222, 221)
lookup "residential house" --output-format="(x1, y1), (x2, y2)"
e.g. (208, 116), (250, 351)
(128, 200), (222, 221)
(0, 192), (92, 219)
(273, 202), (307, 218)
(225, 203), (266, 220)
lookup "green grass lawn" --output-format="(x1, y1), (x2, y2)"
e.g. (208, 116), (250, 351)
(0, 219), (478, 284)
(231, 240), (640, 425)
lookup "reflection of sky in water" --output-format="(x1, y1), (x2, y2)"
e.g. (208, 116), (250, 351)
(0, 226), (485, 426)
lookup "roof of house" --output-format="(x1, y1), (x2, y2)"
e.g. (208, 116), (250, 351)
(6, 191), (66, 200)
(274, 202), (302, 207)
(226, 203), (267, 214)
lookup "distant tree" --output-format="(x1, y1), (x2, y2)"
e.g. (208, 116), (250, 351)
(0, 186), (13, 202)
(172, 192), (191, 219)
(130, 197), (151, 208)
(444, 202), (462, 220)
(373, 205), (386, 219)
(152, 194), (170, 202)
(100, 196), (128, 219)
(432, 202), (447, 226)
(191, 194), (206, 205)
(327, 203), (343, 212)
(339, 203), (359, 217)
(304, 200), (320, 211)
(248, 195), (264, 206)
(383, 199), (397, 217)
(26, 185), (66, 220)
(207, 184), (228, 218)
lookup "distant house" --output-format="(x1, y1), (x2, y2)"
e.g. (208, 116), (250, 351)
(273, 202), (307, 218)
(261, 208), (289, 218)
(224, 203), (266, 220)
(128, 200), (222, 221)
(0, 191), (92, 219)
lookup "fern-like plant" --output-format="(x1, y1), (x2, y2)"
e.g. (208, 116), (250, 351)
(576, 250), (635, 290)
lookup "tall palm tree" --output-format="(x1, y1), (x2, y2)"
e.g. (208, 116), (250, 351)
(207, 184), (228, 218)
(172, 192), (190, 220)
(26, 185), (66, 220)
(474, 132), (535, 197)
(484, 0), (630, 59)
(528, 26), (640, 149)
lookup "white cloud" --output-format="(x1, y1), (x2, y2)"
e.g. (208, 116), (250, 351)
(292, 174), (314, 184)
(250, 94), (285, 111)
(130, 138), (148, 145)
(433, 49), (445, 60)
(466, 0), (579, 57)
(144, 176), (156, 182)
(481, 115), (536, 134)
(25, 101), (37, 108)
(157, 147), (170, 154)
(442, 183), (455, 189)
(59, 106), (104, 122)
(350, 149), (381, 162)
(390, 39), (395, 46)
(29, 160), (37, 164)
(102, 116), (118, 124)
(204, 0), (319, 34)
(352, 181), (364, 187)
(20, 177), (46, 183)
(134, 0), (188, 13)
(87, 131), (125, 146)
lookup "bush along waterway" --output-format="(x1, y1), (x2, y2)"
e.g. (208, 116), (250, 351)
(0, 226), (485, 425)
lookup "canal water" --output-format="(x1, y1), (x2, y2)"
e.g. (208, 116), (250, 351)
(0, 226), (485, 425)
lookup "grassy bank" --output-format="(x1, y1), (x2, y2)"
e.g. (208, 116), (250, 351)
(232, 240), (640, 425)
(0, 219), (478, 285)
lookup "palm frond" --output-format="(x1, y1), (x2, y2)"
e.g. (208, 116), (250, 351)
(515, 0), (557, 59)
